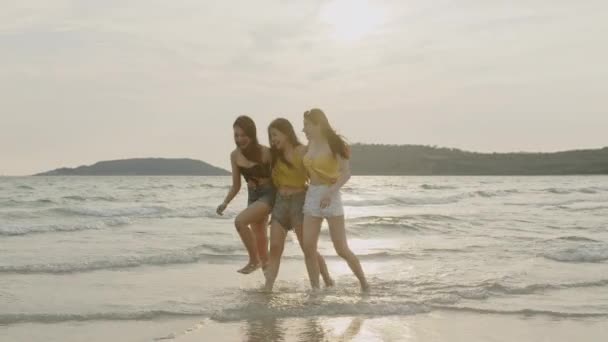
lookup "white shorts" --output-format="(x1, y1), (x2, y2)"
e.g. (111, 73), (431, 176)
(303, 184), (344, 218)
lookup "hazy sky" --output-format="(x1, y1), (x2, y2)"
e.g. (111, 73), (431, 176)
(1, 0), (607, 175)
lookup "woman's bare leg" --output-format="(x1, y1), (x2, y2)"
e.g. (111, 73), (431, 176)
(295, 224), (333, 287)
(251, 215), (269, 267)
(234, 202), (271, 274)
(302, 215), (323, 289)
(264, 221), (287, 291)
(327, 215), (369, 291)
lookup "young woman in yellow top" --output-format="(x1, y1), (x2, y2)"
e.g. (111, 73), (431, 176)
(263, 118), (333, 292)
(301, 108), (369, 292)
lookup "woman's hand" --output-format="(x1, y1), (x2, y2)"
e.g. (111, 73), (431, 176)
(320, 189), (333, 209)
(216, 202), (227, 215)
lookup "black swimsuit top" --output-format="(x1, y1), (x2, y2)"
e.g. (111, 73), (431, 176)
(239, 162), (272, 185)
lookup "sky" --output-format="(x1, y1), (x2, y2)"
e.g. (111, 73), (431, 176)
(1, 0), (607, 175)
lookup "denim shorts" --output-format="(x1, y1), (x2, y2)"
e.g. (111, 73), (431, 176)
(247, 183), (276, 207)
(271, 191), (306, 231)
(303, 184), (344, 218)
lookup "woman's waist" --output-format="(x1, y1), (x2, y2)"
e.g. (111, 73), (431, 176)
(305, 167), (338, 183)
(308, 175), (337, 186)
(273, 169), (307, 186)
(246, 177), (273, 189)
(276, 186), (306, 197)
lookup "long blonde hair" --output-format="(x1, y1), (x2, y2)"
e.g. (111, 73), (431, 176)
(304, 108), (350, 159)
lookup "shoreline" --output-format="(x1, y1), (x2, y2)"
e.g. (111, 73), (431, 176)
(3, 311), (606, 342)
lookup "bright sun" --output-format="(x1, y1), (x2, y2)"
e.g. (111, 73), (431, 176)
(320, 0), (387, 42)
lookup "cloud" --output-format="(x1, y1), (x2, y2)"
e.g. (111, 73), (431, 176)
(1, 0), (607, 174)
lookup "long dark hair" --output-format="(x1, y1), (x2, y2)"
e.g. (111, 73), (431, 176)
(233, 115), (263, 164)
(303, 108), (350, 159)
(268, 118), (302, 168)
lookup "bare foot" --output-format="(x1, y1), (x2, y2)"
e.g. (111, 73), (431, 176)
(237, 262), (260, 274)
(324, 277), (335, 288)
(361, 282), (371, 293)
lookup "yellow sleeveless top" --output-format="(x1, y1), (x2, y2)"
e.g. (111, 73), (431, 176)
(272, 152), (308, 189)
(302, 153), (340, 184)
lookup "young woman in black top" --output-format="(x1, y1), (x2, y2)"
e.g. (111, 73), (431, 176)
(217, 116), (276, 274)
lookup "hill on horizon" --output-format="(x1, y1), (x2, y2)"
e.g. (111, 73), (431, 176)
(349, 144), (608, 175)
(35, 158), (229, 176)
(33, 144), (608, 176)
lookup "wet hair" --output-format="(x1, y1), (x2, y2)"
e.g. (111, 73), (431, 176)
(268, 118), (302, 168)
(303, 108), (350, 159)
(233, 115), (262, 164)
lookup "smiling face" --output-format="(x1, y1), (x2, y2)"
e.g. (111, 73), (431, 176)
(233, 125), (251, 149)
(269, 127), (287, 151)
(302, 117), (322, 142)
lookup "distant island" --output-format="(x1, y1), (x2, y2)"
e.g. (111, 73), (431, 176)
(35, 158), (229, 176)
(35, 145), (608, 176)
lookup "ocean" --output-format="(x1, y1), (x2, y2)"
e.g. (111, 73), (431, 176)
(1, 176), (607, 341)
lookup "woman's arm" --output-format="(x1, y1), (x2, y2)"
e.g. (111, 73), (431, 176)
(320, 154), (351, 209)
(329, 155), (351, 194)
(217, 151), (241, 214)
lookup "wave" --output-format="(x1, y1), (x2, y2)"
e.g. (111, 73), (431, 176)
(163, 206), (220, 219)
(580, 188), (598, 194)
(197, 184), (231, 189)
(4, 303), (603, 326)
(62, 195), (117, 202)
(51, 206), (171, 218)
(0, 244), (243, 274)
(449, 279), (608, 299)
(117, 184), (175, 191)
(420, 184), (457, 190)
(543, 245), (608, 263)
(565, 205), (608, 212)
(0, 247), (421, 274)
(0, 198), (56, 207)
(551, 236), (600, 243)
(283, 251), (418, 262)
(0, 218), (130, 237)
(482, 279), (608, 295)
(0, 310), (210, 325)
(374, 278), (608, 301)
(46, 205), (220, 220)
(431, 306), (608, 318)
(344, 195), (463, 207)
(423, 248), (470, 254)
(546, 188), (572, 194)
(349, 214), (457, 234)
(211, 301), (428, 322)
(349, 221), (431, 235)
(343, 189), (519, 207)
(544, 187), (600, 195)
(471, 190), (518, 198)
(4, 204), (224, 222)
(351, 214), (457, 224)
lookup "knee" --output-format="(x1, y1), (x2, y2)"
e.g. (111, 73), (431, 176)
(335, 245), (352, 259)
(302, 240), (317, 258)
(315, 251), (325, 261)
(234, 215), (247, 231)
(253, 223), (268, 234)
(269, 242), (284, 257)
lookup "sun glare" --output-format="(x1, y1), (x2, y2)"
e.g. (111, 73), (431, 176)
(320, 0), (387, 42)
